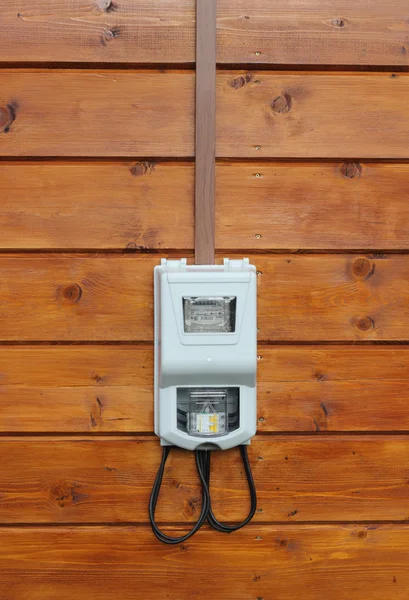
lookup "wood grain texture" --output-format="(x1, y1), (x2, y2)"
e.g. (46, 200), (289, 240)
(1, 254), (409, 341)
(258, 346), (409, 432)
(217, 71), (409, 158)
(0, 524), (406, 597)
(0, 70), (194, 157)
(1, 71), (409, 157)
(255, 253), (409, 341)
(2, 2), (407, 596)
(4, 161), (409, 251)
(195, 0), (216, 265)
(1, 525), (409, 599)
(3, 345), (409, 433)
(1, 1), (409, 65)
(217, 0), (409, 66)
(216, 162), (409, 250)
(2, 436), (409, 523)
(0, 0), (196, 64)
(0, 255), (157, 341)
(0, 161), (193, 250)
(0, 346), (153, 433)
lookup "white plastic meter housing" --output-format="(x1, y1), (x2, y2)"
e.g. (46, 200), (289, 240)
(154, 258), (257, 451)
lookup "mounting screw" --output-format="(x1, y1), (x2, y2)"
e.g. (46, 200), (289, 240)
(256, 536), (262, 540)
(255, 233), (262, 239)
(257, 355), (262, 360)
(255, 173), (261, 178)
(255, 51), (261, 56)
(258, 416), (265, 422)
(256, 270), (262, 276)
(255, 145), (261, 150)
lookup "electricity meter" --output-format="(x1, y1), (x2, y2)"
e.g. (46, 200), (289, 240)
(154, 258), (257, 450)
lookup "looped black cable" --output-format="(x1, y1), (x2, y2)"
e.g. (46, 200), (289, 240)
(198, 445), (257, 532)
(149, 445), (257, 543)
(149, 446), (210, 544)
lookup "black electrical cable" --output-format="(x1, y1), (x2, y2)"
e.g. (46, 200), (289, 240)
(149, 444), (257, 543)
(198, 445), (257, 532)
(149, 446), (210, 544)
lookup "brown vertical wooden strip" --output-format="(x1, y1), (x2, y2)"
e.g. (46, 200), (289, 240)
(195, 0), (216, 265)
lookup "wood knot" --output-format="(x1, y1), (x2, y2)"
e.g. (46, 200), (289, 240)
(51, 481), (88, 507)
(62, 283), (82, 303)
(230, 74), (253, 89)
(352, 257), (375, 279)
(331, 17), (346, 27)
(0, 107), (10, 128)
(130, 161), (155, 177)
(0, 103), (17, 133)
(357, 530), (367, 539)
(183, 498), (198, 518)
(341, 162), (361, 179)
(354, 316), (374, 332)
(271, 94), (291, 114)
(101, 27), (120, 44)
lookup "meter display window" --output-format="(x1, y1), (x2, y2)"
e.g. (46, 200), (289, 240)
(183, 296), (236, 333)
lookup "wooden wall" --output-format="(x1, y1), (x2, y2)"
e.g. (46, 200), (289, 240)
(1, 2), (409, 598)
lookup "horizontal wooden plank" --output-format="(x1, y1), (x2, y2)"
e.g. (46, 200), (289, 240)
(0, 161), (193, 250)
(3, 345), (409, 433)
(217, 0), (409, 66)
(259, 345), (409, 432)
(4, 161), (409, 251)
(1, 71), (409, 157)
(0, 346), (153, 433)
(2, 253), (409, 341)
(0, 0), (196, 64)
(0, 386), (150, 432)
(1, 436), (409, 523)
(2, 1), (409, 66)
(1, 524), (409, 599)
(217, 71), (409, 158)
(0, 255), (156, 341)
(217, 162), (409, 250)
(0, 70), (194, 157)
(255, 253), (409, 341)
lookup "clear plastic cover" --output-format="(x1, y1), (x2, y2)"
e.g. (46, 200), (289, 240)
(188, 388), (227, 435)
(183, 296), (236, 333)
(177, 387), (240, 437)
